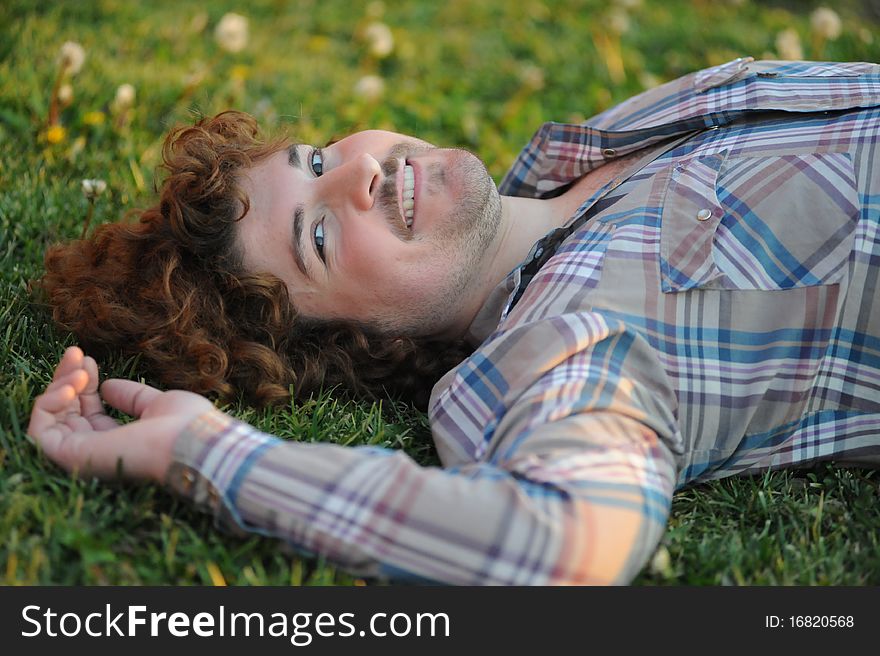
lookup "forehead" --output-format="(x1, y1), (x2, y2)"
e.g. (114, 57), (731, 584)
(334, 129), (434, 150)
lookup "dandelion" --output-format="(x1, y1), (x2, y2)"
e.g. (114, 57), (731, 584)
(230, 64), (250, 82)
(82, 111), (106, 126)
(45, 125), (66, 144)
(57, 84), (73, 107)
(364, 21), (394, 58)
(81, 179), (107, 199)
(354, 74), (385, 101)
(649, 545), (672, 577)
(519, 63), (545, 91)
(775, 28), (803, 61)
(114, 83), (136, 110)
(215, 12), (249, 53)
(57, 41), (86, 76)
(80, 178), (107, 238)
(811, 7), (842, 40)
(110, 83), (135, 131)
(811, 7), (842, 59)
(49, 41), (86, 127)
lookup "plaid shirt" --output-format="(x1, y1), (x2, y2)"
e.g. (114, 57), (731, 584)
(168, 59), (880, 585)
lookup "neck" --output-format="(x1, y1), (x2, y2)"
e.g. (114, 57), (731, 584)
(442, 186), (588, 340)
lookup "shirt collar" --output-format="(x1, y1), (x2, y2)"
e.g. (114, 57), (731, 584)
(465, 125), (698, 346)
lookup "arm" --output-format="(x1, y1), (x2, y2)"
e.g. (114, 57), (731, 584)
(167, 406), (676, 585)
(164, 314), (682, 585)
(29, 329), (679, 585)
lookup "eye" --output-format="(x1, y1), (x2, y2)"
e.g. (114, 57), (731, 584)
(313, 218), (326, 262)
(310, 148), (323, 176)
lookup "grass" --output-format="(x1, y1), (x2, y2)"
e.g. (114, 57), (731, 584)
(1, 0), (879, 585)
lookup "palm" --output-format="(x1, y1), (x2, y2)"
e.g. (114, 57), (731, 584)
(37, 390), (120, 437)
(28, 347), (213, 481)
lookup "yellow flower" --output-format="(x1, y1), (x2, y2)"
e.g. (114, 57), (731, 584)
(230, 64), (250, 82)
(83, 111), (106, 126)
(46, 125), (66, 144)
(215, 13), (249, 53)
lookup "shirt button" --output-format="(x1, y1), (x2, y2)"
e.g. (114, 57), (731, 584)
(696, 208), (713, 221)
(602, 147), (617, 158)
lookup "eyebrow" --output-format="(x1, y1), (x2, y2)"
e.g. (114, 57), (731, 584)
(291, 202), (313, 281)
(287, 143), (302, 169)
(285, 143), (315, 281)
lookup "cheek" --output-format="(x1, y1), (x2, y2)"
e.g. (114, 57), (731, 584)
(342, 239), (438, 304)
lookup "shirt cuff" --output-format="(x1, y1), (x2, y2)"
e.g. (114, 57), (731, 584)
(164, 407), (277, 531)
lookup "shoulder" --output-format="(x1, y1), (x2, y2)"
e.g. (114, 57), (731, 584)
(586, 57), (880, 131)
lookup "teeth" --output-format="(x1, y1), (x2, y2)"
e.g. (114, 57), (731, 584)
(403, 164), (415, 228)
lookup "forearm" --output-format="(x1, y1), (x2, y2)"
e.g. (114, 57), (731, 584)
(166, 408), (677, 585)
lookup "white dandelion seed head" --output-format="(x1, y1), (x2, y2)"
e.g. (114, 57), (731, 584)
(81, 178), (107, 198)
(364, 21), (394, 58)
(811, 7), (842, 40)
(775, 28), (804, 60)
(649, 546), (672, 576)
(114, 83), (136, 109)
(215, 13), (249, 53)
(58, 83), (74, 104)
(354, 74), (385, 101)
(58, 41), (86, 76)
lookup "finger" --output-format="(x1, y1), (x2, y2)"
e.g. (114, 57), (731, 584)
(45, 368), (89, 395)
(51, 346), (84, 383)
(35, 384), (77, 415)
(78, 356), (106, 420)
(27, 385), (76, 440)
(100, 379), (163, 418)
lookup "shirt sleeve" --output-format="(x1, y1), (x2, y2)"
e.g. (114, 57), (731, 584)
(165, 317), (681, 585)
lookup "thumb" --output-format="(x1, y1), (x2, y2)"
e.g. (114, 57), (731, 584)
(100, 379), (164, 418)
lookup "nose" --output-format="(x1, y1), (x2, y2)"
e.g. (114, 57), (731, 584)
(322, 152), (382, 212)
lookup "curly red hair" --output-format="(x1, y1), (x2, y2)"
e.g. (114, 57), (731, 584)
(36, 111), (472, 409)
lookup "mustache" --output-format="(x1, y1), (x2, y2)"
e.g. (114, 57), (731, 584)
(375, 143), (432, 239)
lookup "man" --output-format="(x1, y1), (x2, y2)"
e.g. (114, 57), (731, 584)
(29, 58), (880, 584)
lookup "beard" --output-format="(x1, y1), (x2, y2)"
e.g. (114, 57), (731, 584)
(371, 145), (502, 338)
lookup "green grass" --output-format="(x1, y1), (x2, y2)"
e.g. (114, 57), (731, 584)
(1, 0), (879, 585)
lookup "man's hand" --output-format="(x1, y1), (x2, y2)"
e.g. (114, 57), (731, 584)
(27, 346), (214, 482)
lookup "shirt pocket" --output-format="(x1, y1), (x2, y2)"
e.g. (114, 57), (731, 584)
(660, 150), (860, 292)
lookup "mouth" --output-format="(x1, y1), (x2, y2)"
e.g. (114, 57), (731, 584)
(398, 160), (415, 231)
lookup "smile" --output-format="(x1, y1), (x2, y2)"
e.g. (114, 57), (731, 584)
(402, 163), (415, 229)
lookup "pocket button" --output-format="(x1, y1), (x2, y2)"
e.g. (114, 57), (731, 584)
(696, 208), (713, 222)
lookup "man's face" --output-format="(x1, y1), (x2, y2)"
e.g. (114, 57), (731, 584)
(236, 129), (501, 337)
